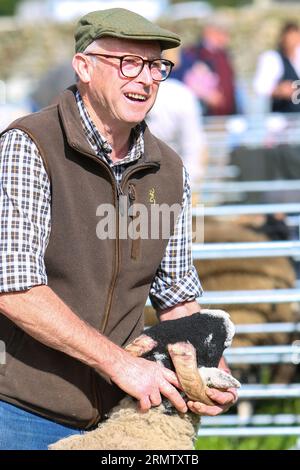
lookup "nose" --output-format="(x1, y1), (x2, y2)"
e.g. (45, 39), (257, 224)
(137, 62), (154, 86)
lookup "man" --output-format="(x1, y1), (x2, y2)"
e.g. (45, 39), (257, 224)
(0, 8), (237, 450)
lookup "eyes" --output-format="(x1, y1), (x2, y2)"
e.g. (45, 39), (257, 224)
(85, 53), (174, 81)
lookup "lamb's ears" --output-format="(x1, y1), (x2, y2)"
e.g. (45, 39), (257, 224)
(167, 342), (215, 406)
(124, 334), (158, 357)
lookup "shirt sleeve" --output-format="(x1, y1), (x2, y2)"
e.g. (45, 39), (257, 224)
(0, 129), (51, 293)
(149, 166), (203, 310)
(178, 88), (207, 184)
(253, 50), (283, 97)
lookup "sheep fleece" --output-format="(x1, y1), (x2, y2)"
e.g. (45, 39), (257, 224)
(49, 397), (197, 450)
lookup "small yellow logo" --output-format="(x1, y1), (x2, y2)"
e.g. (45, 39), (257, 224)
(149, 187), (156, 204)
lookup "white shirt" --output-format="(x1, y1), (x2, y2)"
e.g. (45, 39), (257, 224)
(253, 49), (300, 97)
(147, 78), (207, 184)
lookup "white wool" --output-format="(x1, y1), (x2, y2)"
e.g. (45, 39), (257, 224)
(200, 309), (235, 347)
(204, 333), (213, 346)
(153, 352), (167, 364)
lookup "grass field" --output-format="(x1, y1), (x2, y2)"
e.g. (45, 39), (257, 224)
(195, 398), (300, 450)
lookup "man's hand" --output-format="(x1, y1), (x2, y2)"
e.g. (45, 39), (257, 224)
(186, 356), (238, 416)
(187, 387), (238, 416)
(110, 352), (188, 413)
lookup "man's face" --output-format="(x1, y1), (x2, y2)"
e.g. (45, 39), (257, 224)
(86, 38), (161, 127)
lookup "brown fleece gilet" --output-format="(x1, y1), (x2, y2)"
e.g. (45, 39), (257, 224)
(0, 87), (183, 429)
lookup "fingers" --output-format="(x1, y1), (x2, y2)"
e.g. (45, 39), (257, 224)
(149, 391), (162, 407)
(206, 387), (238, 406)
(139, 395), (151, 413)
(161, 367), (181, 390)
(138, 389), (167, 412)
(187, 387), (238, 416)
(160, 382), (188, 413)
(187, 401), (226, 416)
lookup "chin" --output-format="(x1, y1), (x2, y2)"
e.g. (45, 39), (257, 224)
(124, 115), (146, 126)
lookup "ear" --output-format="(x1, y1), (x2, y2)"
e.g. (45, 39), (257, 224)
(72, 53), (93, 84)
(125, 334), (157, 357)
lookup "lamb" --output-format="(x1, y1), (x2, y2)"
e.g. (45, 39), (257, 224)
(49, 309), (240, 450)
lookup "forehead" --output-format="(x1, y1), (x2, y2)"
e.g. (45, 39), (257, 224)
(96, 37), (161, 57)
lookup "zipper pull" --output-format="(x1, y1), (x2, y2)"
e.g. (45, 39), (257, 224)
(128, 183), (136, 203)
(117, 184), (126, 217)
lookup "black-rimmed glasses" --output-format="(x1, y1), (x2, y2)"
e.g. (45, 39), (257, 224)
(85, 53), (174, 82)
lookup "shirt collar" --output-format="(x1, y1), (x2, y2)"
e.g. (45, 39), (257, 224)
(75, 89), (144, 167)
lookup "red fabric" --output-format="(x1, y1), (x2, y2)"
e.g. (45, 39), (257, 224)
(196, 45), (236, 116)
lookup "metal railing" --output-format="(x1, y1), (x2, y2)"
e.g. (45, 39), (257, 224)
(234, 384), (300, 399)
(225, 345), (300, 365)
(197, 427), (300, 437)
(196, 117), (300, 441)
(194, 203), (300, 217)
(197, 289), (300, 305)
(198, 180), (300, 193)
(193, 241), (300, 259)
(235, 322), (300, 334)
(202, 413), (300, 426)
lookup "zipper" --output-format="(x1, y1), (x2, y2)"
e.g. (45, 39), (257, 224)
(127, 183), (140, 260)
(71, 147), (159, 425)
(70, 149), (158, 336)
(71, 151), (158, 425)
(100, 182), (124, 334)
(101, 162), (159, 334)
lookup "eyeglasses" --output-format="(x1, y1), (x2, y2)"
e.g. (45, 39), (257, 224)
(85, 53), (174, 82)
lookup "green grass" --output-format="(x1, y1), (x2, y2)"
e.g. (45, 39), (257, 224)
(195, 435), (298, 450)
(194, 399), (300, 450)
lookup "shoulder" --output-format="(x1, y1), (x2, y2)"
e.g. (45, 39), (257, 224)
(2, 104), (61, 151)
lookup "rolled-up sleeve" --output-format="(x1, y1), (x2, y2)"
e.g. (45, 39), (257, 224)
(149, 166), (202, 310)
(0, 129), (51, 293)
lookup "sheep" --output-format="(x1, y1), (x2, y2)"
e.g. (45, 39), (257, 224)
(49, 309), (240, 450)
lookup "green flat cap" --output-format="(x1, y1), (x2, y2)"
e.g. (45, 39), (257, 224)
(75, 8), (181, 52)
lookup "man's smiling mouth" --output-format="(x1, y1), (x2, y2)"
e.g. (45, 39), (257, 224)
(124, 93), (148, 102)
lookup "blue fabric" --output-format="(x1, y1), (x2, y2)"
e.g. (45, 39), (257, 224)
(0, 400), (84, 450)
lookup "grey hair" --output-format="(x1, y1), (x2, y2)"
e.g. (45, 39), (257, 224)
(83, 40), (101, 54)
(83, 40), (101, 65)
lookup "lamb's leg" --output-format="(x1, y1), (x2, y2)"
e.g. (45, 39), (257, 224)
(199, 367), (241, 390)
(168, 342), (215, 406)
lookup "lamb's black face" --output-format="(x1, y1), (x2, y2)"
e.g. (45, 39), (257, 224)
(142, 312), (229, 370)
(138, 312), (232, 414)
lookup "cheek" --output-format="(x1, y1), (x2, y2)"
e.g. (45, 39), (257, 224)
(149, 86), (160, 106)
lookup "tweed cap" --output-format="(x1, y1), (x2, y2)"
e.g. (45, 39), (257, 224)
(75, 8), (181, 52)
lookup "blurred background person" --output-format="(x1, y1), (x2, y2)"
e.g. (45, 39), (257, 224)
(30, 62), (75, 111)
(253, 21), (300, 113)
(173, 19), (239, 116)
(147, 47), (208, 186)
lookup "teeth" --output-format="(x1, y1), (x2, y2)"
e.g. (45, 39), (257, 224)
(125, 93), (147, 101)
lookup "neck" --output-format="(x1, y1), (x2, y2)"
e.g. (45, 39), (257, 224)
(283, 46), (297, 60)
(80, 89), (134, 163)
